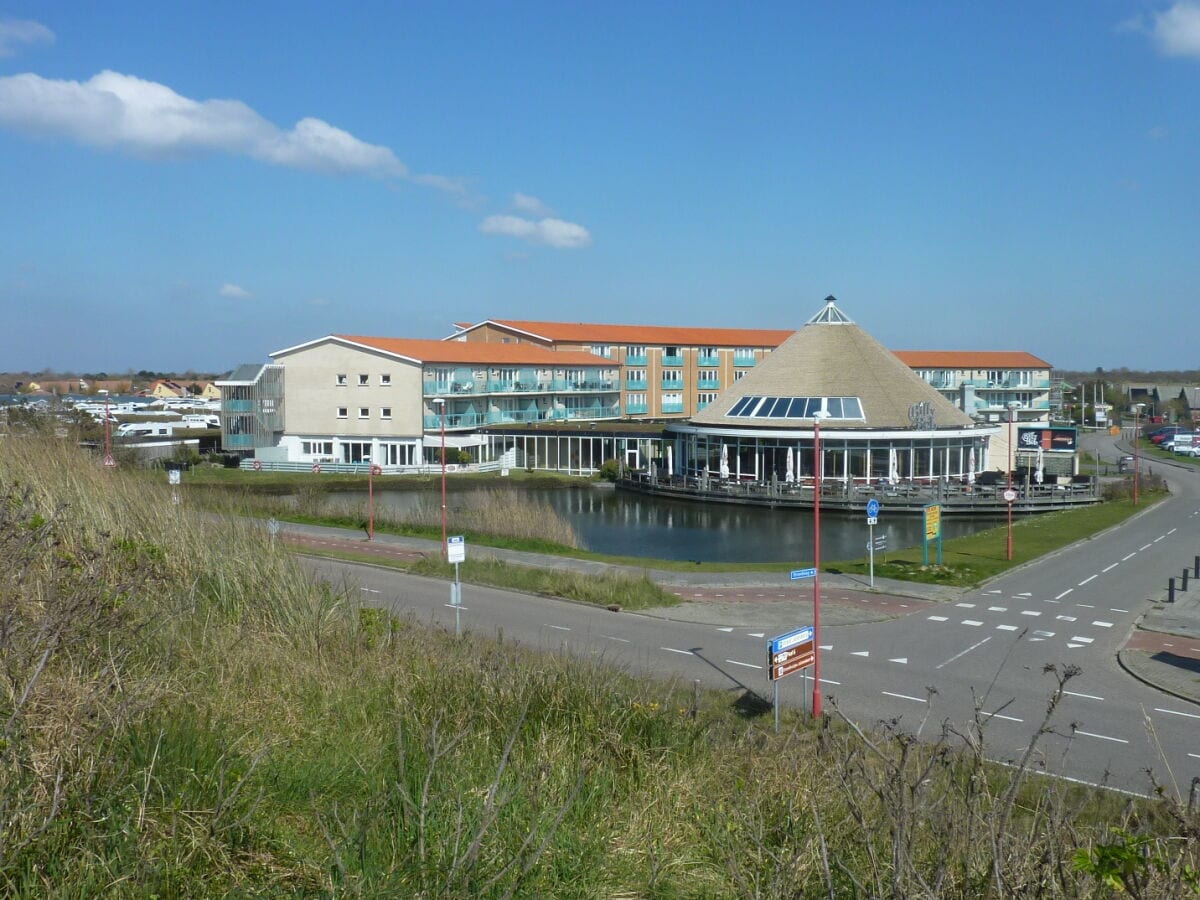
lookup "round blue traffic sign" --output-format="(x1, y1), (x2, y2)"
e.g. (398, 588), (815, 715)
(866, 498), (880, 518)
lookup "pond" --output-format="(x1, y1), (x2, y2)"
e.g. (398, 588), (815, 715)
(321, 486), (1000, 564)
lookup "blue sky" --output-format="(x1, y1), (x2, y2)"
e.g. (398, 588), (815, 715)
(1, 2), (1196, 373)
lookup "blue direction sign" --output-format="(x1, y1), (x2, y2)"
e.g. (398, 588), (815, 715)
(866, 498), (880, 518)
(789, 567), (817, 580)
(768, 625), (814, 655)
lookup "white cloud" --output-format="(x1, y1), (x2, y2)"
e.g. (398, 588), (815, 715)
(0, 70), (454, 182)
(480, 214), (592, 249)
(0, 18), (54, 57)
(512, 192), (552, 216)
(219, 283), (252, 299)
(1148, 2), (1200, 57)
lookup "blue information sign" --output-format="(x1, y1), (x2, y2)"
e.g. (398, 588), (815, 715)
(866, 498), (880, 518)
(768, 625), (814, 655)
(789, 567), (817, 580)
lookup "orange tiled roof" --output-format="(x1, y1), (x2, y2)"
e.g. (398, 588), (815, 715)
(893, 350), (1053, 369)
(334, 335), (613, 367)
(475, 319), (795, 347)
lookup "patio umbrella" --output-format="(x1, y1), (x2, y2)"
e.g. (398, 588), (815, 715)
(888, 447), (900, 484)
(720, 444), (730, 479)
(666, 444), (674, 477)
(1034, 446), (1044, 484)
(967, 447), (976, 485)
(786, 447), (795, 483)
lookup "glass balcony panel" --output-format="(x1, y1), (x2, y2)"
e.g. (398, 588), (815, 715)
(661, 355), (684, 367)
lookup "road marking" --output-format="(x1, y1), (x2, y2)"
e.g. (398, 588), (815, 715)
(748, 632), (765, 638)
(359, 587), (381, 594)
(660, 646), (693, 655)
(928, 615), (948, 622)
(602, 635), (631, 643)
(955, 602), (976, 608)
(726, 659), (762, 670)
(881, 691), (926, 703)
(1055, 589), (1073, 600)
(1191, 753), (1200, 761)
(1122, 552), (1136, 561)
(1016, 591), (1032, 597)
(1092, 621), (1113, 628)
(1057, 615), (1077, 622)
(1102, 563), (1119, 573)
(1067, 643), (1084, 648)
(1077, 604), (1095, 608)
(1063, 690), (1104, 701)
(988, 606), (1007, 612)
(1154, 707), (1200, 720)
(1076, 730), (1128, 744)
(1033, 630), (1055, 638)
(819, 678), (841, 686)
(889, 657), (908, 664)
(1167, 528), (1178, 535)
(819, 644), (833, 650)
(1021, 610), (1041, 616)
(1071, 636), (1094, 644)
(1139, 543), (1152, 552)
(545, 624), (571, 631)
(986, 589), (1002, 594)
(1111, 608), (1129, 613)
(996, 624), (1019, 631)
(1079, 574), (1098, 586)
(937, 636), (991, 669)
(1153, 535), (1165, 543)
(982, 711), (1024, 723)
(851, 650), (870, 657)
(717, 626), (733, 632)
(962, 619), (983, 627)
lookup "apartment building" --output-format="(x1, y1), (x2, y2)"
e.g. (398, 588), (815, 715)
(447, 319), (793, 419)
(894, 351), (1053, 424)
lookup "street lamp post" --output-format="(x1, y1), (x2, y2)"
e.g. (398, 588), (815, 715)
(432, 398), (447, 557)
(1133, 402), (1145, 505)
(99, 388), (115, 468)
(811, 411), (830, 719)
(1006, 401), (1021, 561)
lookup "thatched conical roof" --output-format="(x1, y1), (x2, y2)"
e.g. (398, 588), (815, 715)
(689, 297), (975, 431)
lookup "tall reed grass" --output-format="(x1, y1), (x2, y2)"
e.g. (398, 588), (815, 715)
(1, 436), (1197, 896)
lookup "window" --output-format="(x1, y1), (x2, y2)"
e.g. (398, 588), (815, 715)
(698, 369), (718, 381)
(589, 345), (613, 358)
(626, 392), (646, 406)
(697, 392), (717, 405)
(625, 345), (645, 357)
(336, 374), (347, 386)
(627, 368), (646, 381)
(733, 349), (756, 362)
(380, 374), (391, 386)
(726, 396), (865, 420)
(358, 374), (369, 386)
(661, 370), (682, 386)
(302, 440), (334, 456)
(381, 407), (392, 420)
(358, 407), (370, 419)
(662, 391), (683, 405)
(337, 407), (348, 419)
(663, 345), (680, 357)
(735, 370), (747, 380)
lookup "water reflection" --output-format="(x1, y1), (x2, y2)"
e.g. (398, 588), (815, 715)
(335, 487), (1000, 564)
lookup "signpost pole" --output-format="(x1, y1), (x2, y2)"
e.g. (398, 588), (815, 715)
(869, 521), (875, 588)
(773, 680), (779, 733)
(812, 417), (824, 719)
(454, 560), (461, 637)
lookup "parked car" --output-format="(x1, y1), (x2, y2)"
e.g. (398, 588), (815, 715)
(1150, 426), (1186, 444)
(1164, 434), (1196, 452)
(1117, 455), (1135, 472)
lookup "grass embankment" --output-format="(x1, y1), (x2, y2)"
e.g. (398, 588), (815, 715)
(2, 437), (1198, 894)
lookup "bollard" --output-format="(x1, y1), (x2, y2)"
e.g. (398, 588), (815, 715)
(1184, 569), (1191, 592)
(1194, 555), (1199, 579)
(1168, 576), (1176, 604)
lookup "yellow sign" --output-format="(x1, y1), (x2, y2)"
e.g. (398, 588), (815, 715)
(1110, 426), (1121, 436)
(925, 504), (942, 541)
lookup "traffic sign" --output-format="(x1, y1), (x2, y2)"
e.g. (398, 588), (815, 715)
(1003, 489), (1017, 502)
(866, 516), (878, 526)
(369, 464), (382, 476)
(767, 626), (815, 681)
(102, 454), (116, 468)
(447, 534), (466, 564)
(789, 567), (817, 580)
(866, 498), (880, 518)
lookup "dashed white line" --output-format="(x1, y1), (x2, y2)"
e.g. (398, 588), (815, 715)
(1057, 615), (1077, 622)
(1063, 690), (1104, 701)
(602, 635), (631, 643)
(962, 619), (983, 627)
(1077, 604), (1095, 609)
(1190, 753), (1200, 761)
(982, 711), (1024, 723)
(748, 632), (765, 638)
(928, 615), (949, 622)
(1079, 574), (1098, 586)
(1153, 535), (1165, 543)
(1122, 552), (1136, 561)
(726, 659), (762, 670)
(1167, 528), (1178, 535)
(660, 646), (693, 655)
(545, 624), (571, 631)
(1154, 707), (1200, 720)
(996, 624), (1019, 632)
(359, 587), (381, 594)
(1033, 630), (1056, 638)
(956, 602), (976, 608)
(1055, 589), (1074, 601)
(1021, 610), (1042, 617)
(1070, 636), (1094, 644)
(1092, 621), (1113, 628)
(1139, 543), (1153, 552)
(1076, 730), (1128, 744)
(1102, 563), (1119, 573)
(1111, 608), (1129, 613)
(988, 606), (1008, 612)
(882, 691), (926, 703)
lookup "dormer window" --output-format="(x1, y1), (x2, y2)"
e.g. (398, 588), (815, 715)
(336, 374), (347, 386)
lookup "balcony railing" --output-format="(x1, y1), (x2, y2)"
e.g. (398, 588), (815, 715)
(733, 355), (757, 367)
(624, 353), (647, 366)
(697, 377), (720, 389)
(625, 402), (648, 415)
(696, 354), (720, 366)
(625, 378), (647, 390)
(661, 401), (685, 414)
(661, 354), (684, 367)
(224, 399), (254, 412)
(424, 379), (616, 396)
(423, 405), (620, 430)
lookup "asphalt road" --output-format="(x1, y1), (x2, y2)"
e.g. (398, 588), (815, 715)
(298, 430), (1200, 798)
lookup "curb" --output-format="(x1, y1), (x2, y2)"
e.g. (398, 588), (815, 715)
(1116, 648), (1200, 707)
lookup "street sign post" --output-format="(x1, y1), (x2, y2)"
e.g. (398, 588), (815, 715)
(866, 499), (881, 587)
(766, 625), (815, 731)
(922, 503), (943, 566)
(447, 536), (466, 636)
(789, 567), (817, 580)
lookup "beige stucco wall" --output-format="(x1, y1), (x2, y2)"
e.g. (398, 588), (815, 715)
(276, 342), (425, 436)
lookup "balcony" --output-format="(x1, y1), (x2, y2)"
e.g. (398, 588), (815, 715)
(625, 401), (648, 415)
(625, 378), (647, 390)
(224, 433), (255, 447)
(661, 401), (685, 414)
(661, 354), (684, 367)
(733, 355), (757, 368)
(696, 354), (720, 366)
(224, 399), (254, 412)
(624, 353), (647, 366)
(697, 377), (720, 390)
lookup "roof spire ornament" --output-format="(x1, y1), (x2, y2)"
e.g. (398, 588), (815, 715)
(806, 296), (854, 325)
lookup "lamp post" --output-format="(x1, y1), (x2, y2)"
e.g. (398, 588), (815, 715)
(1133, 402), (1145, 505)
(99, 388), (115, 468)
(432, 398), (447, 557)
(1006, 401), (1021, 561)
(811, 410), (830, 719)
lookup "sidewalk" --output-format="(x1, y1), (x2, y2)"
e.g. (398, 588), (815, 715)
(280, 520), (1200, 704)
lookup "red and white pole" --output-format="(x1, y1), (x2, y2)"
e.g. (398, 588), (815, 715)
(812, 418), (823, 719)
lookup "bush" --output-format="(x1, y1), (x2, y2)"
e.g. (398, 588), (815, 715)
(597, 458), (621, 481)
